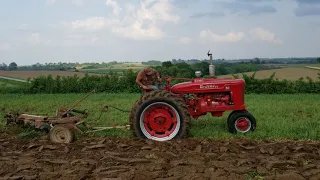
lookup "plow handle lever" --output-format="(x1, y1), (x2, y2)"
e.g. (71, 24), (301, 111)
(67, 89), (96, 111)
(61, 89), (95, 117)
(71, 109), (88, 115)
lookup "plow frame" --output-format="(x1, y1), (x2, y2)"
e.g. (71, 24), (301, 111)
(3, 89), (130, 143)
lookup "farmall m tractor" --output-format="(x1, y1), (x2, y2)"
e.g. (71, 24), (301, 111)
(129, 51), (256, 141)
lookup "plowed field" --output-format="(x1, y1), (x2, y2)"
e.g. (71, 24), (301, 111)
(219, 67), (320, 81)
(0, 133), (319, 180)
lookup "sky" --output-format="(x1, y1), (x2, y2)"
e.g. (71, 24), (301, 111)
(0, 0), (320, 66)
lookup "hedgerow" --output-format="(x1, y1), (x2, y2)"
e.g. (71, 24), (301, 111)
(0, 70), (319, 94)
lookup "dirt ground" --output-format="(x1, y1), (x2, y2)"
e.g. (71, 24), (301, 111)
(0, 133), (320, 180)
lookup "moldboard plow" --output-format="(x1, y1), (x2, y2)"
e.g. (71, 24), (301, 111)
(4, 89), (130, 143)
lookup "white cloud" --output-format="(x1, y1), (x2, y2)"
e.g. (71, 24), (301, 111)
(200, 30), (245, 43)
(179, 37), (192, 44)
(46, 0), (56, 5)
(72, 0), (84, 6)
(26, 33), (41, 45)
(112, 23), (165, 40)
(249, 28), (282, 44)
(58, 33), (100, 46)
(62, 0), (179, 40)
(199, 28), (282, 44)
(105, 0), (122, 16)
(17, 24), (30, 31)
(69, 17), (115, 31)
(0, 43), (10, 51)
(46, 0), (84, 6)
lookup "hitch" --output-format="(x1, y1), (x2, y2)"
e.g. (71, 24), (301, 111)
(3, 89), (131, 144)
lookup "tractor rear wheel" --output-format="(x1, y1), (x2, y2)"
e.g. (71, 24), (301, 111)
(227, 110), (256, 134)
(129, 90), (191, 141)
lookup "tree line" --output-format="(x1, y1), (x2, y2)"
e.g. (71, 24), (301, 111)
(0, 62), (18, 70)
(154, 61), (280, 78)
(2, 56), (319, 72)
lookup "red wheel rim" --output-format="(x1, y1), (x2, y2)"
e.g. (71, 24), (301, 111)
(140, 102), (180, 141)
(235, 117), (251, 133)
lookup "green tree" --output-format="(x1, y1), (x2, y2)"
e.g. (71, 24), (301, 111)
(317, 57), (320, 63)
(8, 62), (18, 70)
(215, 65), (229, 75)
(0, 63), (7, 70)
(254, 57), (260, 64)
(175, 62), (191, 69)
(162, 61), (172, 68)
(191, 62), (210, 75)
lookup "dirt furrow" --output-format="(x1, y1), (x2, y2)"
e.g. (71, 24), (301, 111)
(0, 134), (319, 180)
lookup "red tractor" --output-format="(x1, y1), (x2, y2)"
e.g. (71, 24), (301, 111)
(129, 51), (256, 141)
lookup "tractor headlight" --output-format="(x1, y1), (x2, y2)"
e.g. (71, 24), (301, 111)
(195, 71), (202, 77)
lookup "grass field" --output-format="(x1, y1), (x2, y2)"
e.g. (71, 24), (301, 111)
(0, 93), (319, 141)
(80, 62), (147, 74)
(88, 62), (147, 70)
(0, 79), (27, 93)
(0, 63), (146, 80)
(80, 69), (139, 75)
(219, 67), (320, 81)
(0, 79), (18, 87)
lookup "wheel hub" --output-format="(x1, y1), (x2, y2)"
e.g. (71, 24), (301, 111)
(235, 117), (251, 133)
(140, 102), (180, 141)
(49, 125), (74, 143)
(155, 117), (165, 125)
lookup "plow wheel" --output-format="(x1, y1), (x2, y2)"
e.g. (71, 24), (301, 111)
(129, 90), (191, 141)
(227, 110), (256, 134)
(49, 125), (74, 143)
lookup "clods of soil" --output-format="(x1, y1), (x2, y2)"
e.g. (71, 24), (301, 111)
(0, 133), (319, 180)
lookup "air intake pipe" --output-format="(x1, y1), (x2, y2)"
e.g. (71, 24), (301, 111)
(207, 50), (215, 77)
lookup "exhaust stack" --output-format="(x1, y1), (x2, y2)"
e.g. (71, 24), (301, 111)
(207, 50), (215, 77)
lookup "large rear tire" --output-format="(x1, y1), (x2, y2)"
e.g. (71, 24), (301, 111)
(129, 90), (191, 141)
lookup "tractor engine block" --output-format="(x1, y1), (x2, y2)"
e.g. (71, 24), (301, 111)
(183, 93), (233, 119)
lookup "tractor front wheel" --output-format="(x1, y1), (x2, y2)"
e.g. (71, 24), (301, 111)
(227, 110), (256, 134)
(129, 90), (191, 141)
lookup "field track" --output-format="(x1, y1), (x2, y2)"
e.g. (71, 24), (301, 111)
(305, 66), (320, 70)
(0, 133), (319, 180)
(0, 76), (28, 82)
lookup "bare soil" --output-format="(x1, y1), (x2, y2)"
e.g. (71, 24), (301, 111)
(0, 133), (320, 180)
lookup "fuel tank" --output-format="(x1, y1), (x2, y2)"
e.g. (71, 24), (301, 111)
(170, 78), (245, 94)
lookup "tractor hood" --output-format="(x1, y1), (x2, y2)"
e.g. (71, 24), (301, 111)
(170, 78), (245, 94)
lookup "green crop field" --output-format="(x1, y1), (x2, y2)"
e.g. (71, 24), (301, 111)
(81, 68), (140, 75)
(0, 93), (319, 141)
(79, 62), (147, 75)
(0, 79), (28, 93)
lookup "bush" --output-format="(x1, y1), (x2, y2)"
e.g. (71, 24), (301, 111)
(239, 72), (320, 94)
